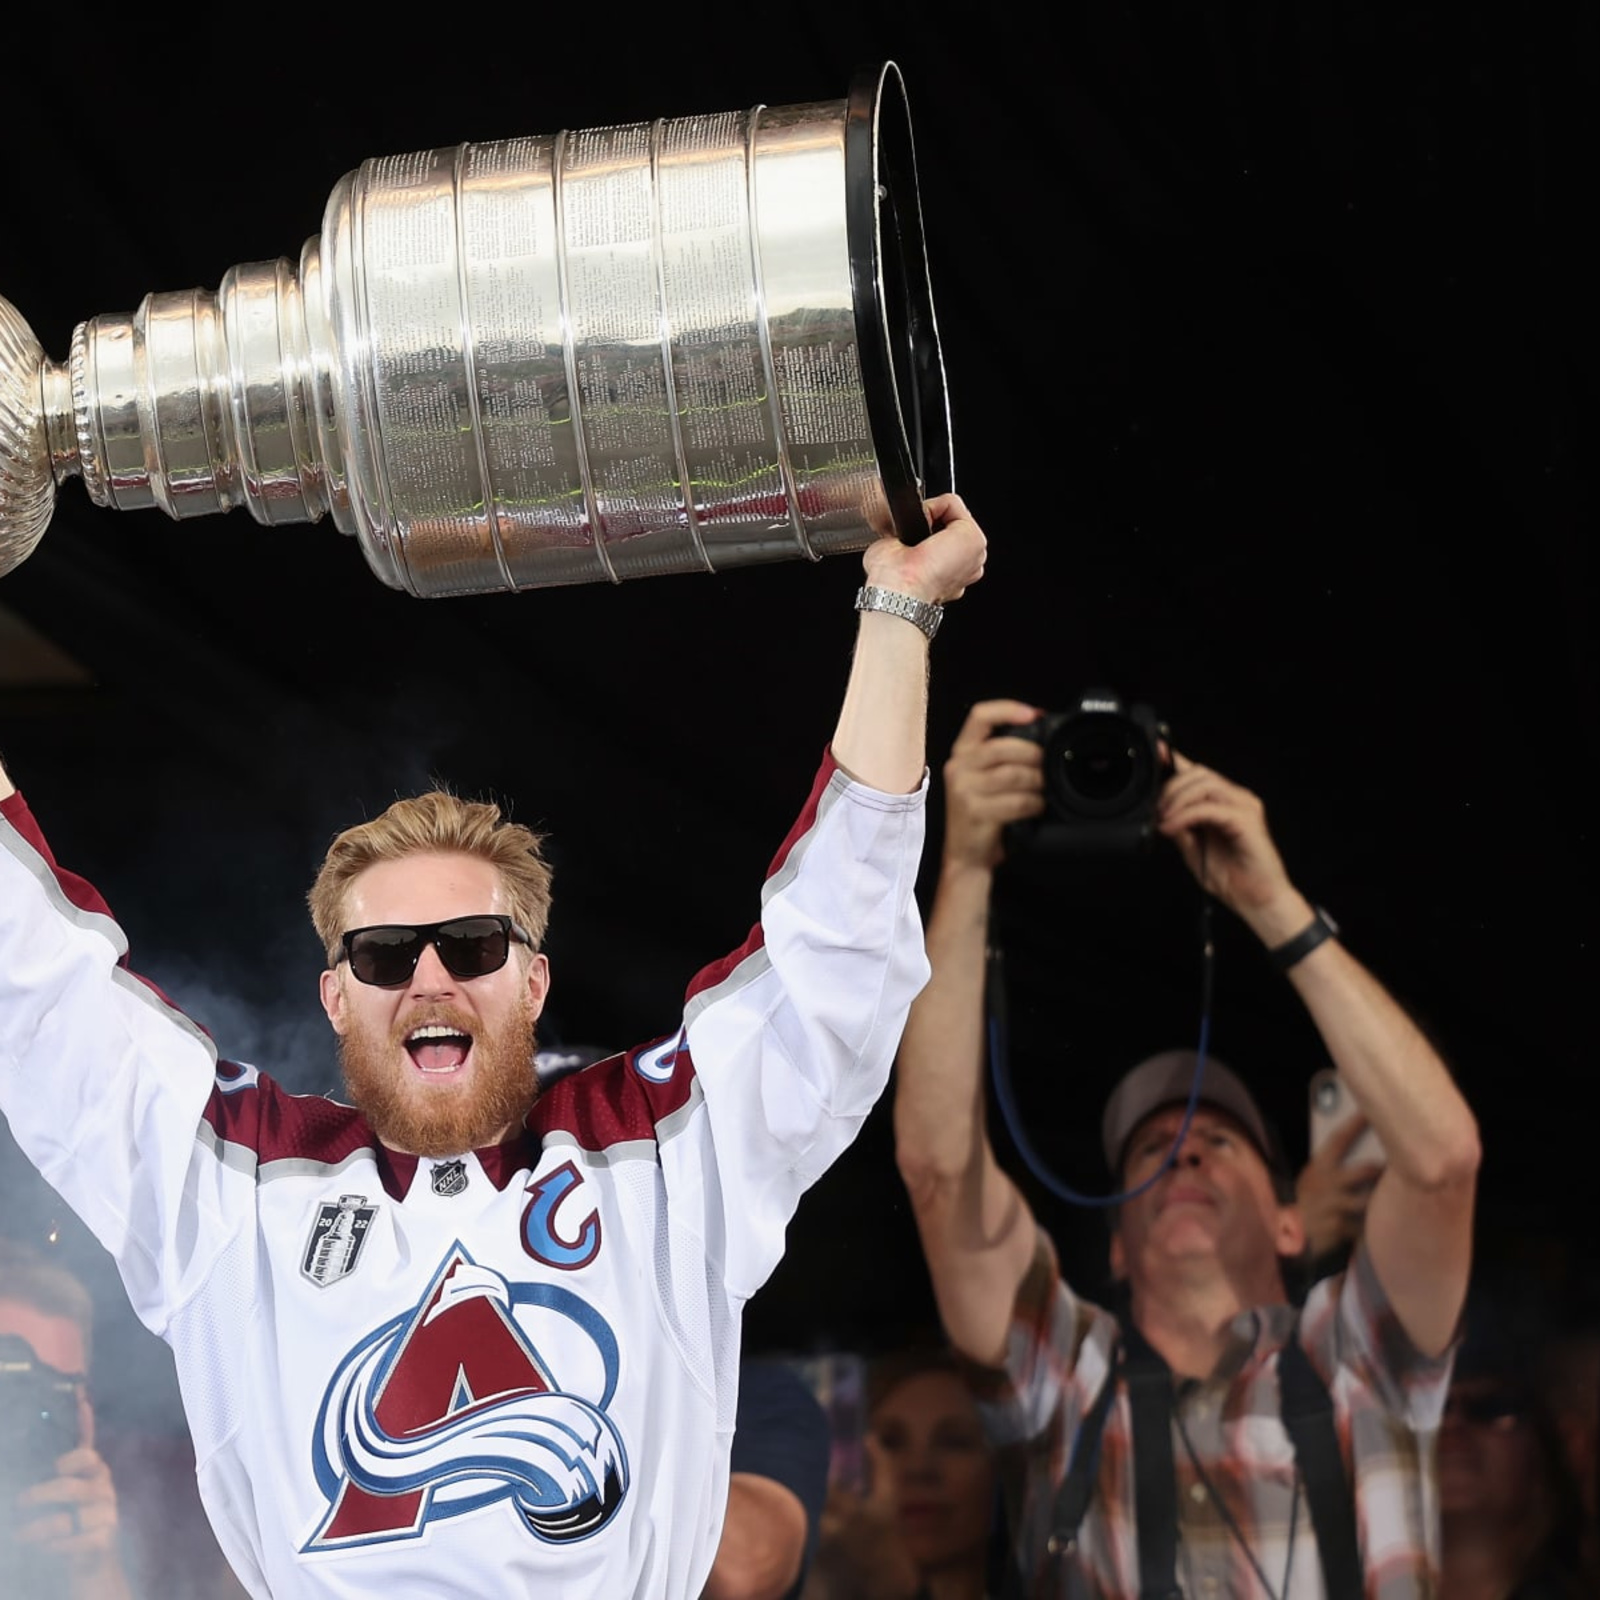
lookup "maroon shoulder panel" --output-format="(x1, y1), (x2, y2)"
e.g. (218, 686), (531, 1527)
(204, 1065), (373, 1164)
(683, 748), (837, 1004)
(528, 1034), (698, 1155)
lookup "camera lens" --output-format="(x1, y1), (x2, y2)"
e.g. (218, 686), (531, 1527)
(1046, 712), (1151, 816)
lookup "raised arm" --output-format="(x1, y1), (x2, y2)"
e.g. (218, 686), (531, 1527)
(674, 500), (988, 1304)
(829, 494), (987, 794)
(0, 746), (236, 1335)
(1156, 751), (1481, 1356)
(893, 699), (1049, 1365)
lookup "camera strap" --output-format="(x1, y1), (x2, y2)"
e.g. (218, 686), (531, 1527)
(1123, 1320), (1183, 1600)
(1045, 1317), (1361, 1600)
(1277, 1332), (1364, 1600)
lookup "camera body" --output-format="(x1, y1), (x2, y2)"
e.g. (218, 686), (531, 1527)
(997, 688), (1172, 854)
(0, 1332), (82, 1505)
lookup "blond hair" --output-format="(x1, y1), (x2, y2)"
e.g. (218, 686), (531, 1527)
(308, 790), (553, 963)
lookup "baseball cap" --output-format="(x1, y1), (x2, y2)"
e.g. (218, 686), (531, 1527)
(1100, 1048), (1282, 1178)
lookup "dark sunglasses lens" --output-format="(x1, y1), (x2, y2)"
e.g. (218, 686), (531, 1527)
(348, 926), (424, 986)
(435, 918), (511, 978)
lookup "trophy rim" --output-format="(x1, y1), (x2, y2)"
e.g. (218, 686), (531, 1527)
(845, 60), (955, 545)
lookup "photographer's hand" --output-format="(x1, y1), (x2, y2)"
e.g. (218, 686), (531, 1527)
(940, 699), (1047, 876)
(1155, 751), (1313, 946)
(13, 1446), (134, 1599)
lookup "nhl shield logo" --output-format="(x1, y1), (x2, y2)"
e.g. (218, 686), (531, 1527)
(302, 1194), (376, 1287)
(431, 1159), (469, 1197)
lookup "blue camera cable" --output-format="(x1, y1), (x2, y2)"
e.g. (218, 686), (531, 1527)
(983, 897), (1218, 1209)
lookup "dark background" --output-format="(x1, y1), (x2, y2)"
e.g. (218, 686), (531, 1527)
(1, 0), (1593, 1445)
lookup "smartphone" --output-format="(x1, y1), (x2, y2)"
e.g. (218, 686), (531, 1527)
(785, 1352), (868, 1495)
(1308, 1068), (1386, 1168)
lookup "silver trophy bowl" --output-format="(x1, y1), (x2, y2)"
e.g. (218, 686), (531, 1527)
(0, 63), (951, 598)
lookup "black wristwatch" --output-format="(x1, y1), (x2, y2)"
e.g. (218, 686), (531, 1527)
(1268, 906), (1340, 974)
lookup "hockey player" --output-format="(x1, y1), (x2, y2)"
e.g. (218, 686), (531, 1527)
(0, 495), (987, 1599)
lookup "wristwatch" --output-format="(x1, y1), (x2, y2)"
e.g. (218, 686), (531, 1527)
(1268, 906), (1340, 974)
(854, 584), (944, 641)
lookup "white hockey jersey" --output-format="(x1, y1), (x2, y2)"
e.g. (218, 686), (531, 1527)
(0, 754), (929, 1598)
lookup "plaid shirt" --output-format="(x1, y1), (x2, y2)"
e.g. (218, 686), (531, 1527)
(972, 1230), (1454, 1599)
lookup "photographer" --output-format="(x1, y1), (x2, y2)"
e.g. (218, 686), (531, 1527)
(893, 698), (1481, 1597)
(0, 1237), (133, 1600)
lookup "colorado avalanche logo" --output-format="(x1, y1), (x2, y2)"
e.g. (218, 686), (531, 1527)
(303, 1245), (629, 1551)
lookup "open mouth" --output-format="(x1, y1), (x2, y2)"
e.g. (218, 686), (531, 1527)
(405, 1022), (474, 1076)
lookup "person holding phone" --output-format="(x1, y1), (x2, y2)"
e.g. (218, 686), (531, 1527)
(893, 698), (1482, 1598)
(801, 1346), (1010, 1600)
(1298, 1079), (1387, 1279)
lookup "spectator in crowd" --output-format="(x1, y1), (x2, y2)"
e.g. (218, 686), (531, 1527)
(1436, 1285), (1593, 1600)
(1, 1236), (136, 1600)
(893, 697), (1481, 1596)
(1, 1235), (251, 1600)
(1539, 1316), (1600, 1587)
(802, 1345), (1012, 1600)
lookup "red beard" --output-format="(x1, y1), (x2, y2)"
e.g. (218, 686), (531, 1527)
(339, 995), (540, 1157)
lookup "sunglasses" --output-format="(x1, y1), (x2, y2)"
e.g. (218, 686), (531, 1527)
(337, 915), (533, 988)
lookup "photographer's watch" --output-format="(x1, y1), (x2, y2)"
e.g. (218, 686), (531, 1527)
(1268, 906), (1341, 974)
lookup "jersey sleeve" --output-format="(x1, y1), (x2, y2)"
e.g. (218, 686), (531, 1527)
(0, 791), (243, 1337)
(675, 750), (931, 1299)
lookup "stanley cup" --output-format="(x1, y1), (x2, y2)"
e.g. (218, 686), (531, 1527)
(0, 62), (951, 598)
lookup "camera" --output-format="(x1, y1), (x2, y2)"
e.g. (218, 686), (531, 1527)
(996, 688), (1172, 854)
(0, 1333), (82, 1504)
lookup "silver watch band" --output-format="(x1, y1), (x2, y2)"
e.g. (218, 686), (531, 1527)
(853, 584), (944, 641)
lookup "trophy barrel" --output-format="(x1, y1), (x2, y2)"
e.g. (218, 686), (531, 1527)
(0, 62), (953, 598)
